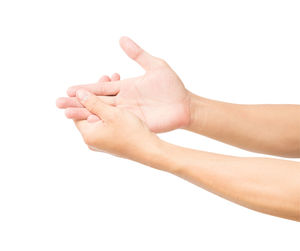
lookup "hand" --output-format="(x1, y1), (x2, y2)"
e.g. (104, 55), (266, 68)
(74, 89), (162, 164)
(56, 73), (121, 122)
(58, 37), (191, 133)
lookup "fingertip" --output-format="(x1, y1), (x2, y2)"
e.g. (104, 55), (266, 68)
(87, 114), (100, 123)
(67, 87), (76, 97)
(76, 89), (92, 102)
(119, 37), (156, 71)
(98, 75), (111, 83)
(64, 108), (73, 119)
(56, 98), (64, 108)
(119, 36), (140, 59)
(119, 36), (129, 45)
(119, 36), (135, 45)
(111, 73), (120, 81)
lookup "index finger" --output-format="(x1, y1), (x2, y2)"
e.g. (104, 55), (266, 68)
(67, 81), (121, 97)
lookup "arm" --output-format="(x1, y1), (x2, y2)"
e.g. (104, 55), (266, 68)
(57, 37), (300, 157)
(151, 141), (300, 222)
(186, 94), (300, 157)
(69, 89), (300, 222)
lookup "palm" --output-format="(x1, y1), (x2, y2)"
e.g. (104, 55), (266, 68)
(116, 67), (190, 132)
(62, 37), (191, 133)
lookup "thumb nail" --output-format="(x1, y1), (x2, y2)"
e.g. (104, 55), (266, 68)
(76, 89), (90, 102)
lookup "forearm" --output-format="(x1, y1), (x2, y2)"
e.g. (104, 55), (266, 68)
(185, 93), (300, 157)
(144, 140), (300, 221)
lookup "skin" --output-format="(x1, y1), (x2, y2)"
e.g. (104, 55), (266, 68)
(57, 36), (190, 133)
(187, 96), (300, 158)
(57, 37), (300, 221)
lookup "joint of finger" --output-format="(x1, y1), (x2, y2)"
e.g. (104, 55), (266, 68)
(156, 58), (167, 67)
(87, 99), (101, 116)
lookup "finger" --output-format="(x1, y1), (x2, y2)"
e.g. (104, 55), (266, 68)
(67, 75), (111, 97)
(98, 75), (111, 83)
(99, 96), (116, 106)
(63, 95), (115, 119)
(67, 81), (121, 97)
(76, 89), (115, 119)
(111, 73), (120, 81)
(57, 96), (116, 109)
(74, 118), (103, 139)
(119, 36), (164, 71)
(87, 114), (101, 123)
(56, 97), (83, 108)
(64, 108), (92, 120)
(74, 120), (90, 135)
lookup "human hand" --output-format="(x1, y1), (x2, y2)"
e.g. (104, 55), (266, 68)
(56, 73), (121, 122)
(60, 37), (191, 133)
(73, 89), (162, 165)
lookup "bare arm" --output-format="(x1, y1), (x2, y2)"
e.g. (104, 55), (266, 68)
(68, 89), (300, 222)
(151, 141), (300, 222)
(186, 93), (300, 157)
(57, 37), (300, 157)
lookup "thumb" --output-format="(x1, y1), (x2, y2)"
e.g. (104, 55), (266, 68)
(119, 36), (164, 71)
(76, 89), (114, 119)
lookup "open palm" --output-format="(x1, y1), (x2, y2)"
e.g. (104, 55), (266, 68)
(57, 37), (191, 133)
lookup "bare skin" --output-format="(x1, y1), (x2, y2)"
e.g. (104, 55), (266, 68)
(57, 37), (300, 157)
(57, 37), (300, 221)
(58, 37), (190, 133)
(187, 96), (300, 157)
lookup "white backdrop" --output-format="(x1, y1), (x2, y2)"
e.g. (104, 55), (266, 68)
(0, 0), (299, 250)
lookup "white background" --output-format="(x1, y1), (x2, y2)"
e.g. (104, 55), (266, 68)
(0, 0), (299, 250)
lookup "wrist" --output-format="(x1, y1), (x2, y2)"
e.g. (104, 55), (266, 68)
(136, 136), (178, 174)
(184, 92), (211, 134)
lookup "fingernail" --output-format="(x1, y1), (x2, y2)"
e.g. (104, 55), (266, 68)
(76, 89), (90, 102)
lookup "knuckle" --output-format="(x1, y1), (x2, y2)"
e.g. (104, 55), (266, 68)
(97, 83), (107, 95)
(87, 99), (100, 115)
(156, 58), (168, 67)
